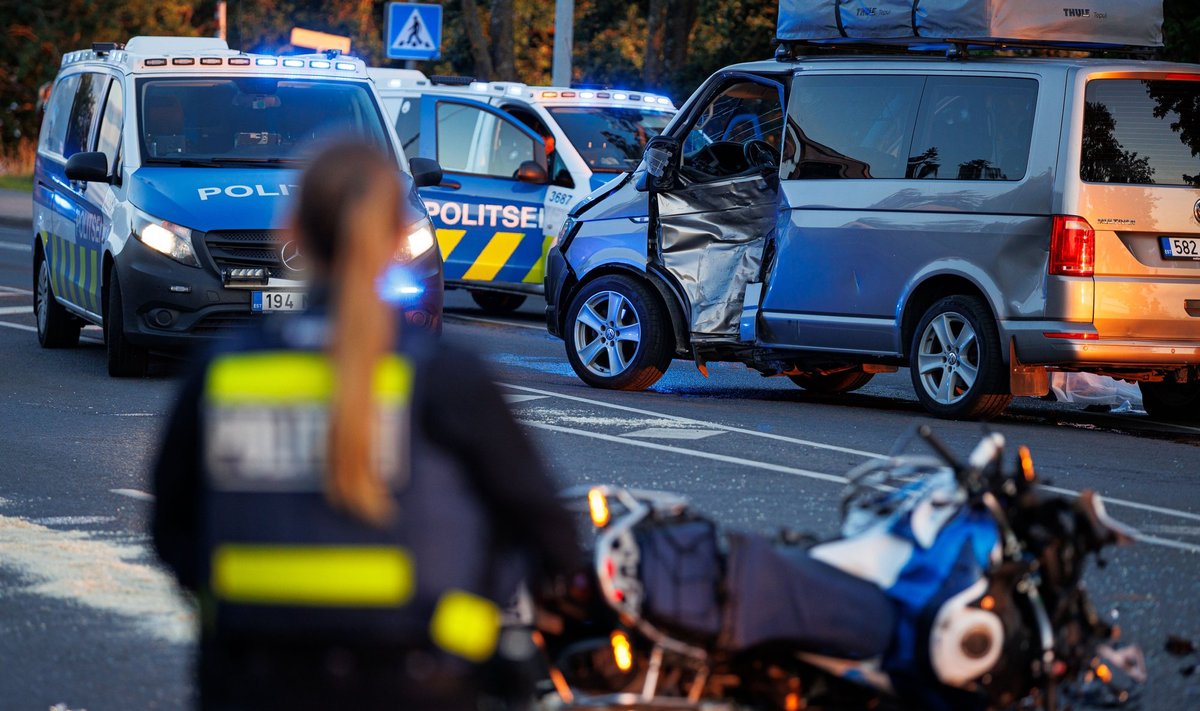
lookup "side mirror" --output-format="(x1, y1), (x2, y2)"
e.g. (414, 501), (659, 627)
(65, 152), (110, 183)
(637, 136), (679, 192)
(410, 157), (443, 188)
(516, 160), (548, 185)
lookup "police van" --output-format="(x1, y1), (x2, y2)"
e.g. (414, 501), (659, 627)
(369, 68), (675, 314)
(33, 37), (443, 377)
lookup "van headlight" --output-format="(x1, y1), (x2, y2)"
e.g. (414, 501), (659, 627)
(132, 210), (200, 267)
(396, 218), (436, 261)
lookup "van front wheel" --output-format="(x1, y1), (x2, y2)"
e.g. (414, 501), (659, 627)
(565, 275), (672, 391)
(910, 296), (1011, 420)
(1139, 381), (1200, 422)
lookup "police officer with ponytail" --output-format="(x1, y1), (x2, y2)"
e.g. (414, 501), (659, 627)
(151, 142), (579, 710)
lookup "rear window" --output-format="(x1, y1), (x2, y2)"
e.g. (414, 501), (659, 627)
(1082, 79), (1200, 187)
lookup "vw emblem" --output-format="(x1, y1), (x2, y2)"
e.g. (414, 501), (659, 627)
(1194, 199), (1200, 224)
(280, 241), (305, 272)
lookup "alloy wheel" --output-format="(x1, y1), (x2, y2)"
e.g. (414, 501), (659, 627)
(572, 290), (642, 378)
(36, 260), (50, 335)
(915, 312), (979, 406)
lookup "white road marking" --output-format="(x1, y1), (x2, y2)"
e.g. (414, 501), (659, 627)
(32, 515), (117, 526)
(0, 286), (34, 296)
(0, 320), (36, 333)
(0, 305), (31, 315)
(0, 241), (32, 252)
(0, 513), (193, 643)
(503, 393), (549, 404)
(624, 427), (725, 440)
(446, 313), (545, 330)
(501, 382), (887, 460)
(502, 382), (1200, 528)
(110, 488), (155, 502)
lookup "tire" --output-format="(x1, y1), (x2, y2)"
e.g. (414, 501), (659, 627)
(470, 290), (527, 314)
(104, 268), (149, 378)
(34, 252), (81, 348)
(564, 275), (673, 391)
(1139, 381), (1200, 422)
(909, 295), (1012, 420)
(789, 369), (874, 394)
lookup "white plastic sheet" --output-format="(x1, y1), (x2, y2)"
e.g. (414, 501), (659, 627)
(1050, 372), (1144, 412)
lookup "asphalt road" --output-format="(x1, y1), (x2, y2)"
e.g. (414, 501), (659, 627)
(0, 221), (1198, 710)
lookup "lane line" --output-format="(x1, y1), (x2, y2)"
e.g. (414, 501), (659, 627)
(445, 313), (545, 331)
(501, 382), (888, 460)
(525, 419), (1200, 554)
(0, 305), (31, 315)
(502, 382), (1200, 525)
(0, 286), (33, 296)
(523, 420), (849, 485)
(0, 241), (31, 253)
(110, 488), (155, 502)
(0, 320), (36, 333)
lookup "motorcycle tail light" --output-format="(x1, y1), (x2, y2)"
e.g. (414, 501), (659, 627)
(1019, 446), (1035, 482)
(588, 488), (610, 527)
(610, 631), (633, 672)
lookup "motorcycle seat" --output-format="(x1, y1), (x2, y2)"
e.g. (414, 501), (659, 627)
(720, 533), (896, 659)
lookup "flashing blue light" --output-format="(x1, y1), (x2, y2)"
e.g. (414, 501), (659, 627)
(256, 58), (278, 66)
(657, 97), (671, 105)
(613, 92), (628, 100)
(335, 61), (356, 71)
(377, 264), (424, 305)
(310, 60), (330, 69)
(282, 59), (304, 68)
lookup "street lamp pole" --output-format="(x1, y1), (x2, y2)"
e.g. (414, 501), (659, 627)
(552, 0), (574, 87)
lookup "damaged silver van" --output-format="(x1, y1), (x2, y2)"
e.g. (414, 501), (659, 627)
(544, 54), (1200, 420)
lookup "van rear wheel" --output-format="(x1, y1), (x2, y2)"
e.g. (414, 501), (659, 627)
(34, 254), (81, 348)
(910, 295), (1011, 420)
(470, 290), (527, 315)
(1139, 381), (1200, 422)
(788, 369), (874, 394)
(565, 275), (672, 391)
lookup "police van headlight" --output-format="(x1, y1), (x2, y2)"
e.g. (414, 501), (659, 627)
(396, 218), (435, 261)
(132, 210), (200, 267)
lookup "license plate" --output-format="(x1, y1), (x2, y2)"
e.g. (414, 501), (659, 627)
(1160, 236), (1200, 260)
(252, 291), (308, 313)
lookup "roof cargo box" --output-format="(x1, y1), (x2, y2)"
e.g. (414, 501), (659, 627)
(777, 0), (1164, 48)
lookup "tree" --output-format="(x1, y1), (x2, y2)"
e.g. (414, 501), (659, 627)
(489, 0), (516, 80)
(1081, 101), (1156, 185)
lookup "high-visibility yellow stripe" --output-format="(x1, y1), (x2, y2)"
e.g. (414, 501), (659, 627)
(462, 231), (524, 282)
(521, 235), (557, 284)
(212, 545), (414, 606)
(207, 351), (413, 405)
(436, 228), (466, 260)
(430, 589), (501, 662)
(88, 249), (99, 312)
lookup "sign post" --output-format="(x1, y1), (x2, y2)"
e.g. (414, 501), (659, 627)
(385, 3), (443, 62)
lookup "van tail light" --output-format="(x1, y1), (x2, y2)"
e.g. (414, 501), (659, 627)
(1050, 215), (1095, 277)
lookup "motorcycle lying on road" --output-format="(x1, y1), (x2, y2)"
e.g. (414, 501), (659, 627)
(531, 428), (1146, 710)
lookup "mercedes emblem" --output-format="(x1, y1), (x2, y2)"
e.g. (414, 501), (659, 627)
(280, 241), (305, 273)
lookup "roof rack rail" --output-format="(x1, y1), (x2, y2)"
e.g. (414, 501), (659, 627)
(429, 75), (476, 86)
(774, 38), (1163, 62)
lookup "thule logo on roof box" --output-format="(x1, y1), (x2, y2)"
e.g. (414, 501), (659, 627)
(1063, 8), (1091, 17)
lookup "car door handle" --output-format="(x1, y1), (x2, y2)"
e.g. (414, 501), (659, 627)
(438, 179), (461, 190)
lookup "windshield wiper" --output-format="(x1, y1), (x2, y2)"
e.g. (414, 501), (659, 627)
(146, 158), (225, 168)
(144, 157), (302, 168)
(207, 157), (303, 167)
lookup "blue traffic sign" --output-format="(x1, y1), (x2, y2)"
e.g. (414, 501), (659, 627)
(385, 3), (442, 61)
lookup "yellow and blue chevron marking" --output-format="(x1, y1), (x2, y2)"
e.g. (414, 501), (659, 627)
(438, 228), (555, 286)
(42, 231), (102, 314)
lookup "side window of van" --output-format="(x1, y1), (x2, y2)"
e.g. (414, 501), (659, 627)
(785, 75), (923, 180)
(38, 75), (82, 158)
(95, 79), (124, 171)
(908, 77), (1038, 181)
(435, 102), (537, 178)
(63, 73), (109, 158)
(393, 97), (421, 154)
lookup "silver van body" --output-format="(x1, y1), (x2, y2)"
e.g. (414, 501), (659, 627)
(545, 55), (1200, 420)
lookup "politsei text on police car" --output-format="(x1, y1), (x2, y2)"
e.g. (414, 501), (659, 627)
(196, 184), (300, 201)
(424, 200), (542, 229)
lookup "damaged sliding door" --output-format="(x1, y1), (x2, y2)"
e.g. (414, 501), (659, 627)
(651, 76), (786, 341)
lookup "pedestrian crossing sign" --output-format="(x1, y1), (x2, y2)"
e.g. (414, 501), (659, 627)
(385, 3), (442, 61)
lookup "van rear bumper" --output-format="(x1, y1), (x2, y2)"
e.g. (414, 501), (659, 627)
(1007, 322), (1200, 368)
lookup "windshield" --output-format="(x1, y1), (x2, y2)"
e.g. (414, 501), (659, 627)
(548, 106), (673, 173)
(136, 77), (393, 166)
(1082, 78), (1200, 187)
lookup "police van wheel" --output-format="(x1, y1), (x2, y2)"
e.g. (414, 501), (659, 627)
(788, 368), (874, 395)
(1139, 381), (1200, 422)
(565, 275), (672, 391)
(34, 253), (81, 348)
(470, 290), (527, 315)
(104, 269), (149, 378)
(910, 295), (1012, 420)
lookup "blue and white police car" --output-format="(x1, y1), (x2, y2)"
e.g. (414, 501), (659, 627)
(33, 36), (442, 376)
(369, 69), (675, 314)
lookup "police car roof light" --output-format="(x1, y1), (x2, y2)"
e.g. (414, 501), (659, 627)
(469, 81), (490, 91)
(507, 86), (525, 96)
(144, 58), (167, 67)
(200, 57), (222, 65)
(657, 97), (671, 105)
(336, 61), (357, 71)
(580, 91), (595, 99)
(310, 60), (331, 69)
(282, 59), (305, 68)
(228, 57), (251, 66)
(541, 91), (558, 98)
(561, 91), (576, 98)
(172, 57), (196, 66)
(257, 58), (278, 66)
(613, 92), (628, 100)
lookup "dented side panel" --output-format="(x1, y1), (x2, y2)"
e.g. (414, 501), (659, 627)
(656, 176), (779, 337)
